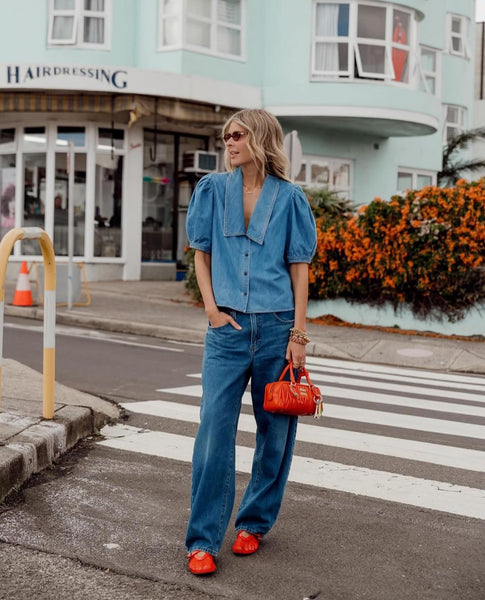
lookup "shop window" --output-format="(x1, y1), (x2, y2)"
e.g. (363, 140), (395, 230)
(397, 169), (435, 193)
(0, 129), (16, 148)
(447, 14), (470, 58)
(419, 46), (440, 95)
(312, 1), (413, 84)
(94, 156), (123, 258)
(53, 152), (86, 256)
(295, 155), (353, 199)
(0, 154), (16, 238)
(48, 0), (110, 48)
(97, 128), (125, 151)
(23, 127), (47, 151)
(22, 153), (46, 255)
(443, 105), (466, 144)
(93, 126), (124, 258)
(158, 0), (245, 59)
(56, 126), (86, 148)
(142, 132), (175, 261)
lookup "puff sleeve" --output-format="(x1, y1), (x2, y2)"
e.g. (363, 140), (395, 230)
(186, 174), (214, 253)
(285, 186), (317, 264)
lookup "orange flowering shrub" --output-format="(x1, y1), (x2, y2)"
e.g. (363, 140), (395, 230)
(309, 179), (485, 321)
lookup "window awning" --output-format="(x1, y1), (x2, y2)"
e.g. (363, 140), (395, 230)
(0, 92), (235, 127)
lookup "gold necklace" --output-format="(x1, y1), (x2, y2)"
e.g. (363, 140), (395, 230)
(243, 184), (263, 194)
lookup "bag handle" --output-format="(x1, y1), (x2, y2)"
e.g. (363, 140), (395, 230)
(296, 366), (314, 386)
(278, 362), (314, 386)
(278, 362), (296, 383)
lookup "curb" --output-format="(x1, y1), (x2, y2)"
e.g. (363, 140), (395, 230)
(5, 305), (207, 345)
(0, 404), (113, 503)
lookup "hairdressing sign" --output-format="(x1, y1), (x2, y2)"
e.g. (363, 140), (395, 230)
(1, 63), (128, 91)
(0, 62), (261, 108)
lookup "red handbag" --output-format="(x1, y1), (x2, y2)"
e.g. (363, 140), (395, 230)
(264, 362), (324, 419)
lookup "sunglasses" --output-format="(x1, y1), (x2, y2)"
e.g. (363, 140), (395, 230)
(223, 131), (247, 142)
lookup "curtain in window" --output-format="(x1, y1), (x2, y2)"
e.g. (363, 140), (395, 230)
(84, 17), (104, 43)
(54, 0), (75, 8)
(315, 4), (339, 72)
(52, 16), (75, 40)
(217, 26), (240, 55)
(84, 0), (104, 43)
(85, 0), (104, 10)
(218, 0), (241, 25)
(187, 0), (211, 18)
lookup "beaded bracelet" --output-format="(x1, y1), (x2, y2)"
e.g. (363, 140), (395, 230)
(289, 327), (310, 345)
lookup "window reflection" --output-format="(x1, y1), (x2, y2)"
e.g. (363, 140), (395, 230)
(53, 153), (86, 256)
(94, 154), (123, 257)
(22, 153), (46, 254)
(0, 154), (16, 237)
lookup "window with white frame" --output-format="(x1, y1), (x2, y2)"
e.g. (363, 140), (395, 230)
(446, 14), (469, 57)
(443, 105), (466, 144)
(295, 155), (353, 199)
(397, 168), (436, 193)
(418, 46), (440, 95)
(158, 0), (245, 59)
(312, 1), (413, 83)
(48, 0), (110, 48)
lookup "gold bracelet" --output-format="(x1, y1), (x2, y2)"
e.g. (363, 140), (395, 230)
(289, 327), (310, 345)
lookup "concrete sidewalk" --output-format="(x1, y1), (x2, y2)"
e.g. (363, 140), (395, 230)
(1, 278), (485, 502)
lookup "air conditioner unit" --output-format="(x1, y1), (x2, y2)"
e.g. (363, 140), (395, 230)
(183, 151), (219, 174)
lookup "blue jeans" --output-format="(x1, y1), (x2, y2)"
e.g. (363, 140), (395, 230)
(185, 309), (298, 557)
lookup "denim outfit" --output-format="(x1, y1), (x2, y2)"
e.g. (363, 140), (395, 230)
(185, 168), (317, 556)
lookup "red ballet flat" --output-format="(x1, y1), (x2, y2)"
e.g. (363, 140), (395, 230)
(232, 531), (262, 555)
(187, 550), (216, 575)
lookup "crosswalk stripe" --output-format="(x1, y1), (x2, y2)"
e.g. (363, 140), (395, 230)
(306, 364), (485, 394)
(182, 373), (485, 410)
(186, 365), (485, 395)
(119, 399), (485, 472)
(306, 356), (485, 387)
(317, 384), (485, 417)
(98, 428), (485, 521)
(309, 373), (485, 404)
(156, 384), (485, 440)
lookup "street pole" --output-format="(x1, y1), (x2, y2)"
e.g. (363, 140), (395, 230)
(67, 142), (74, 311)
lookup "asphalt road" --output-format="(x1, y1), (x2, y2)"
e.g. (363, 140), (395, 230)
(1, 317), (484, 600)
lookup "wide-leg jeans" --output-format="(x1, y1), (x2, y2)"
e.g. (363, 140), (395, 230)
(185, 309), (298, 557)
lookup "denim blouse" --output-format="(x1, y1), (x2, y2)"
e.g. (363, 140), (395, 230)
(186, 167), (317, 313)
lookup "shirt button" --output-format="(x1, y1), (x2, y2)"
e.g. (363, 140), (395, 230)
(243, 292), (247, 296)
(244, 272), (247, 276)
(244, 253), (248, 257)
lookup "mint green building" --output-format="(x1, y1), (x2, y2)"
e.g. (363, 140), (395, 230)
(0, 0), (476, 280)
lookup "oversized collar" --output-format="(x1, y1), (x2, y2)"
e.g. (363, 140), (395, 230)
(223, 167), (280, 245)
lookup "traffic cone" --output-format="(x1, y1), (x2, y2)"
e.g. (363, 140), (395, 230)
(12, 261), (33, 307)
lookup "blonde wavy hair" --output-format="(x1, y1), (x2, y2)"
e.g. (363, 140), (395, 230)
(222, 109), (290, 182)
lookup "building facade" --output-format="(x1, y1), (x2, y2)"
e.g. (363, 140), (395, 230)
(0, 0), (476, 281)
(473, 19), (485, 178)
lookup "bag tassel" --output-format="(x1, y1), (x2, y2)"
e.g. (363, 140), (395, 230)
(313, 392), (324, 419)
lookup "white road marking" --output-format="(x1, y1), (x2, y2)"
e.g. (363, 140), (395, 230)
(184, 368), (485, 403)
(157, 384), (253, 405)
(118, 399), (485, 472)
(313, 384), (485, 417)
(306, 356), (485, 387)
(310, 373), (485, 405)
(98, 429), (485, 521)
(4, 322), (183, 352)
(306, 362), (485, 394)
(155, 384), (485, 440)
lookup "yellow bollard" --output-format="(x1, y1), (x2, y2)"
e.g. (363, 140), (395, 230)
(0, 228), (56, 419)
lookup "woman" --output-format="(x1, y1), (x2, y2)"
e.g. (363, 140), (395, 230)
(185, 109), (317, 575)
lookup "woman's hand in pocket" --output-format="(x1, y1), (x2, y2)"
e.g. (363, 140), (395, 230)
(207, 309), (242, 330)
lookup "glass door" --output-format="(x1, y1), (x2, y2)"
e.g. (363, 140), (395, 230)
(142, 132), (175, 261)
